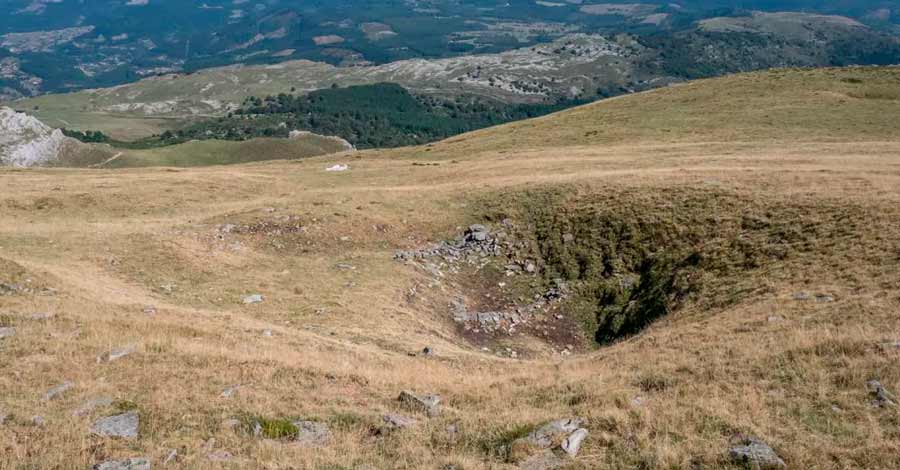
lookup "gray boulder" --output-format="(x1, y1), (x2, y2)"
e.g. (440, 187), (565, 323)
(525, 418), (584, 448)
(0, 327), (16, 339)
(398, 390), (442, 417)
(97, 346), (136, 363)
(511, 418), (588, 462)
(729, 436), (786, 469)
(91, 411), (139, 438)
(93, 458), (150, 470)
(561, 428), (589, 457)
(242, 294), (264, 304)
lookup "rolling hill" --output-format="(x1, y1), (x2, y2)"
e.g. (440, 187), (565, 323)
(1, 67), (899, 469)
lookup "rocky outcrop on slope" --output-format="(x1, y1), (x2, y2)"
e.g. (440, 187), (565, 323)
(0, 107), (89, 167)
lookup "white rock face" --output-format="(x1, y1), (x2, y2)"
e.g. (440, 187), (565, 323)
(0, 107), (72, 167)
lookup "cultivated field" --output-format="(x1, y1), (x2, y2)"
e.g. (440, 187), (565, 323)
(1, 67), (899, 469)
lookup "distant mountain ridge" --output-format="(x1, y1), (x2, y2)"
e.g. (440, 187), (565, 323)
(0, 0), (897, 100)
(12, 11), (900, 143)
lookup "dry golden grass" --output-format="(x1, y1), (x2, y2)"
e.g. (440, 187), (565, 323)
(1, 67), (900, 469)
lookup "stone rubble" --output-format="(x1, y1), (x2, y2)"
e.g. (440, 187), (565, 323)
(396, 223), (570, 337)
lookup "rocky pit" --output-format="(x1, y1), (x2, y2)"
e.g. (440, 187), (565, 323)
(395, 186), (821, 356)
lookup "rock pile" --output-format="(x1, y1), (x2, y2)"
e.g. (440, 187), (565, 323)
(394, 224), (504, 266)
(451, 280), (568, 336)
(510, 418), (589, 468)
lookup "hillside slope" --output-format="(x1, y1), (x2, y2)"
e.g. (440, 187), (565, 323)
(1, 68), (899, 469)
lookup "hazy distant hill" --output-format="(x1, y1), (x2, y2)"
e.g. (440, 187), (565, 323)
(0, 0), (897, 100)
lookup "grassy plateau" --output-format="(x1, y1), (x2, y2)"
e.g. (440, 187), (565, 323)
(1, 67), (899, 469)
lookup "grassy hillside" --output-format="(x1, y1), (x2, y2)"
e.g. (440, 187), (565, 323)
(423, 66), (900, 156)
(1, 68), (899, 469)
(102, 135), (351, 168)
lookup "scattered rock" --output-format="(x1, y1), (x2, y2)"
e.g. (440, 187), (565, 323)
(326, 164), (349, 172)
(0, 412), (8, 425)
(220, 385), (242, 398)
(29, 312), (54, 320)
(815, 294), (835, 303)
(561, 428), (589, 457)
(93, 458), (150, 470)
(398, 390), (442, 417)
(31, 415), (45, 426)
(792, 292), (811, 301)
(261, 329), (273, 337)
(0, 282), (22, 295)
(878, 341), (900, 352)
(242, 294), (264, 304)
(142, 306), (157, 315)
(292, 420), (331, 447)
(524, 417), (584, 448)
(163, 449), (178, 465)
(43, 381), (74, 401)
(867, 380), (896, 407)
(511, 418), (587, 462)
(0, 327), (16, 339)
(767, 315), (782, 322)
(729, 436), (786, 469)
(382, 413), (417, 430)
(74, 397), (114, 417)
(91, 411), (139, 438)
(97, 345), (136, 363)
(422, 346), (434, 357)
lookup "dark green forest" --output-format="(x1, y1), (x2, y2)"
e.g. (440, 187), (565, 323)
(67, 83), (586, 149)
